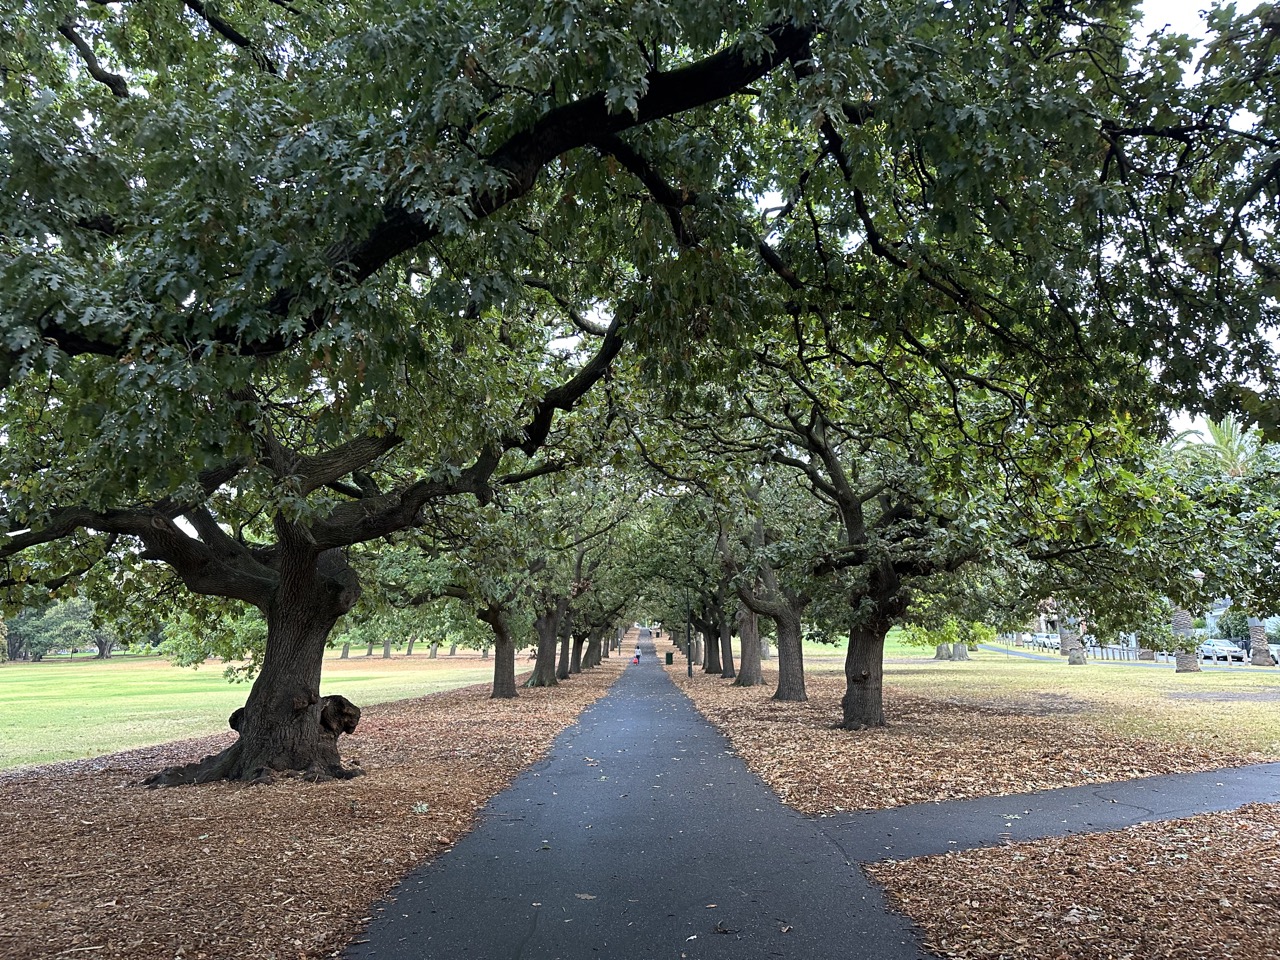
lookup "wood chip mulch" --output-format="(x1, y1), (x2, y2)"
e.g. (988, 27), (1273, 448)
(868, 803), (1280, 960)
(665, 667), (1264, 815)
(0, 660), (622, 960)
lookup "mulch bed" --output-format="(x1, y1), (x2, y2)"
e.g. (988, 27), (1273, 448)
(0, 660), (622, 960)
(664, 667), (1264, 815)
(868, 804), (1280, 960)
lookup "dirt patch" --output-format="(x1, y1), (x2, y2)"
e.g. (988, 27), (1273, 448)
(0, 660), (622, 960)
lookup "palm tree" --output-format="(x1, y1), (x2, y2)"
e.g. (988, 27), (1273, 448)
(1179, 417), (1274, 666)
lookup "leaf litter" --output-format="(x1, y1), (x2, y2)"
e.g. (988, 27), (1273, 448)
(0, 661), (621, 960)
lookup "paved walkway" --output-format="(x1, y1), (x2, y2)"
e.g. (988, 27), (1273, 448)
(346, 635), (1280, 960)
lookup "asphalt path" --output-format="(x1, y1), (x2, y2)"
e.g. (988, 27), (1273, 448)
(346, 636), (1280, 960)
(345, 635), (931, 960)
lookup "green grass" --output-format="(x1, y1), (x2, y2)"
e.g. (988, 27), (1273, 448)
(836, 646), (1280, 756)
(0, 654), (494, 769)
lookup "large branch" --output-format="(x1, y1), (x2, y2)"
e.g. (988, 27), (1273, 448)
(57, 21), (130, 98)
(34, 20), (814, 361)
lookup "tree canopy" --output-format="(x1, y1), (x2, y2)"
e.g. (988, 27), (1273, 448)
(2, 0), (1278, 777)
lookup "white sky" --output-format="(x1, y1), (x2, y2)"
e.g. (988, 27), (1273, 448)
(1140, 0), (1212, 39)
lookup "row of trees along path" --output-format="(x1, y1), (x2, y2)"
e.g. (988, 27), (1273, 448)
(345, 629), (930, 960)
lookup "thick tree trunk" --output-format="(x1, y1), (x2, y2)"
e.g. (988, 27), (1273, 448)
(429, 642), (438, 659)
(701, 620), (723, 674)
(583, 636), (602, 669)
(772, 613), (807, 702)
(733, 606), (765, 687)
(365, 642), (374, 657)
(556, 631), (571, 680)
(526, 609), (561, 687)
(1138, 648), (1155, 661)
(950, 643), (971, 661)
(719, 620), (736, 679)
(339, 642), (350, 659)
(570, 633), (586, 674)
(1172, 608), (1199, 673)
(841, 624), (887, 729)
(405, 637), (415, 656)
(147, 548), (363, 785)
(382, 638), (392, 659)
(1058, 621), (1086, 664)
(1248, 618), (1273, 666)
(761, 639), (773, 660)
(93, 637), (116, 659)
(934, 642), (952, 660)
(482, 645), (489, 659)
(491, 631), (516, 698)
(449, 642), (458, 656)
(1175, 650), (1202, 673)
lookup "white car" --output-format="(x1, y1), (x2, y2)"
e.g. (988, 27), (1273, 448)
(1029, 633), (1061, 650)
(1199, 639), (1246, 663)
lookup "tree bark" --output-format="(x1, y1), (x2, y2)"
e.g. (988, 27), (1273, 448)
(934, 642), (952, 660)
(526, 606), (563, 687)
(841, 623), (887, 728)
(950, 642), (971, 661)
(772, 612), (807, 702)
(700, 619), (723, 674)
(1172, 607), (1200, 673)
(339, 642), (349, 659)
(365, 642), (374, 657)
(556, 629), (571, 680)
(733, 605), (765, 687)
(583, 636), (602, 669)
(382, 638), (392, 659)
(1248, 617), (1273, 666)
(429, 642), (438, 659)
(405, 636), (415, 656)
(570, 633), (586, 674)
(448, 642), (457, 656)
(147, 547), (363, 785)
(719, 619), (736, 679)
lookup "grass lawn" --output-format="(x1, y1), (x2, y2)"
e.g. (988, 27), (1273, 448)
(841, 647), (1280, 756)
(0, 651), (496, 769)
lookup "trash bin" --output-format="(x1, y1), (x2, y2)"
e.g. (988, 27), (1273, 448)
(665, 651), (674, 665)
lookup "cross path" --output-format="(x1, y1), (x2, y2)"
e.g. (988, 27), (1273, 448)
(346, 635), (1280, 960)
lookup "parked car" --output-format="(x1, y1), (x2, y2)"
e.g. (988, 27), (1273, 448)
(1198, 639), (1246, 662)
(1029, 633), (1060, 650)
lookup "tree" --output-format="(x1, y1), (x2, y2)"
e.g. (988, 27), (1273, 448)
(4, 0), (1278, 778)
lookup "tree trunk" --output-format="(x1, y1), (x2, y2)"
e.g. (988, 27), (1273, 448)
(1175, 650), (1202, 673)
(449, 642), (457, 656)
(1138, 648), (1155, 661)
(93, 637), (116, 659)
(429, 641), (438, 659)
(733, 606), (764, 687)
(526, 608), (562, 688)
(761, 639), (773, 659)
(477, 605), (518, 699)
(1248, 617), (1273, 666)
(147, 548), (363, 785)
(1172, 608), (1199, 673)
(583, 636), (602, 669)
(365, 642), (374, 657)
(556, 629), (571, 680)
(570, 633), (586, 674)
(405, 637), (415, 656)
(701, 621), (723, 674)
(1058, 620), (1086, 665)
(950, 643), (971, 661)
(772, 613), (807, 702)
(382, 638), (392, 659)
(339, 642), (349, 659)
(841, 624), (886, 728)
(482, 645), (490, 659)
(719, 619), (736, 679)
(934, 642), (952, 660)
